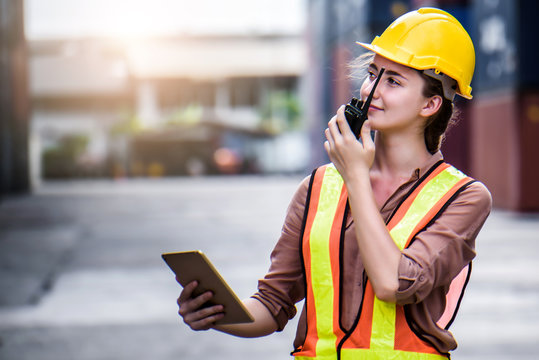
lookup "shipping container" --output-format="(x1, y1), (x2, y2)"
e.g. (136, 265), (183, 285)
(470, 0), (539, 210)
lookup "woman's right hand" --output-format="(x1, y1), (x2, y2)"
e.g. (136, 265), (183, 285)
(325, 105), (375, 183)
(177, 279), (225, 331)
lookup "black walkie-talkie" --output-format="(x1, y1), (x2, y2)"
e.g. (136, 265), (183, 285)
(344, 67), (385, 139)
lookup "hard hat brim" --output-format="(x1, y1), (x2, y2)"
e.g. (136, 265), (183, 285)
(355, 41), (473, 100)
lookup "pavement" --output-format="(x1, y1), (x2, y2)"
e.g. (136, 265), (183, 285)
(0, 176), (538, 360)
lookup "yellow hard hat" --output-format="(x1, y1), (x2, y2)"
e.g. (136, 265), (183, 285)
(357, 7), (475, 99)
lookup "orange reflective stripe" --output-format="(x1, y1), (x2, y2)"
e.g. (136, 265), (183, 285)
(394, 304), (443, 355)
(330, 184), (348, 344)
(354, 281), (375, 348)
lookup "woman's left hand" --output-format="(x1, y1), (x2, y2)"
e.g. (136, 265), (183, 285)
(324, 105), (375, 182)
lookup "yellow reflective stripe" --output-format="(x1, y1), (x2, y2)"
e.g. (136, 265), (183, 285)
(371, 297), (396, 349)
(295, 355), (339, 360)
(368, 166), (467, 353)
(390, 167), (466, 250)
(341, 348), (447, 360)
(308, 165), (343, 358)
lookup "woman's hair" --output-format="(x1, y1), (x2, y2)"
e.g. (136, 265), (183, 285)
(349, 53), (458, 154)
(419, 73), (457, 154)
(348, 52), (375, 83)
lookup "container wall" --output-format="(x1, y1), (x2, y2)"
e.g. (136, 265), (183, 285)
(470, 0), (539, 210)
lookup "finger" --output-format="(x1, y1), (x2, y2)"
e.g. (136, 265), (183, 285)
(187, 311), (225, 331)
(182, 303), (224, 330)
(360, 120), (374, 147)
(325, 114), (339, 144)
(184, 304), (224, 323)
(178, 280), (198, 304)
(336, 105), (356, 139)
(179, 290), (214, 316)
(324, 139), (334, 162)
(327, 115), (342, 141)
(324, 128), (335, 150)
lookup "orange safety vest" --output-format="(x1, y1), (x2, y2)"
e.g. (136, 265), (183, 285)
(294, 161), (475, 360)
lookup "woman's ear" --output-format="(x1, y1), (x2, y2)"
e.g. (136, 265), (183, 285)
(420, 95), (443, 117)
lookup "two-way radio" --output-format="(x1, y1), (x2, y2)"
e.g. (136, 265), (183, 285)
(344, 67), (386, 139)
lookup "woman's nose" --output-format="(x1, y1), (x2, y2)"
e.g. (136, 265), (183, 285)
(362, 78), (380, 100)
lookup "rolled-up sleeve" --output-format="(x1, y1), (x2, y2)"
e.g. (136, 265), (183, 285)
(251, 176), (310, 331)
(396, 181), (492, 305)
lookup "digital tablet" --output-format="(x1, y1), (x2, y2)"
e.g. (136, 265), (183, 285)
(162, 250), (254, 325)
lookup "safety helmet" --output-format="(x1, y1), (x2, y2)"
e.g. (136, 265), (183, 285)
(357, 7), (475, 100)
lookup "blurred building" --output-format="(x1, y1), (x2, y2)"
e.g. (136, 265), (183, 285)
(28, 3), (309, 182)
(6, 0), (539, 209)
(29, 35), (308, 181)
(30, 39), (132, 181)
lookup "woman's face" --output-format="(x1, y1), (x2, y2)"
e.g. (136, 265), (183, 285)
(360, 55), (431, 134)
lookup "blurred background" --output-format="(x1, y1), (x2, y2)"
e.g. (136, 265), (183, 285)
(2, 0), (539, 210)
(1, 0), (538, 359)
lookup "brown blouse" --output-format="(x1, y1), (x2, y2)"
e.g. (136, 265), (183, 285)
(251, 152), (492, 354)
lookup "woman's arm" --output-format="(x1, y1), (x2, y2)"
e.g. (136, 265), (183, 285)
(214, 298), (279, 337)
(324, 106), (401, 302)
(345, 174), (401, 302)
(395, 181), (491, 304)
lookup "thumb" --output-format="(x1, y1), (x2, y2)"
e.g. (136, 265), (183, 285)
(360, 120), (374, 145)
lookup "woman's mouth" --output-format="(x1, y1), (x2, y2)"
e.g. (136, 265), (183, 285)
(369, 105), (383, 112)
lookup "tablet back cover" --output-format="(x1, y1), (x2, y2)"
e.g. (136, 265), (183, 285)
(162, 251), (254, 325)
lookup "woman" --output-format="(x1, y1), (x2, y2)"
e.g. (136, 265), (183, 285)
(177, 7), (492, 359)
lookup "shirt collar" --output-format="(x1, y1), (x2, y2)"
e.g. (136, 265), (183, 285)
(413, 151), (444, 180)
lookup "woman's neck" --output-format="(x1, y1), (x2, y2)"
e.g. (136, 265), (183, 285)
(372, 131), (432, 178)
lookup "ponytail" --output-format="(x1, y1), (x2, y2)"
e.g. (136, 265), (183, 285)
(420, 73), (457, 154)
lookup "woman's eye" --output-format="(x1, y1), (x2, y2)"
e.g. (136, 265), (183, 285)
(367, 71), (376, 80)
(387, 77), (400, 86)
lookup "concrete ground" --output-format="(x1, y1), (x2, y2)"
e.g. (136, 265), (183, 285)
(0, 176), (538, 360)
